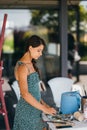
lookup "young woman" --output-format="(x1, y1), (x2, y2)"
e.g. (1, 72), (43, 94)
(12, 35), (56, 130)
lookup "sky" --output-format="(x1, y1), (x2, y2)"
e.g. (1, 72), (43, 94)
(0, 9), (31, 29)
(80, 1), (87, 10)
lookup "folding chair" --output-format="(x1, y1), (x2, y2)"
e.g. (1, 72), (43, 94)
(48, 77), (74, 107)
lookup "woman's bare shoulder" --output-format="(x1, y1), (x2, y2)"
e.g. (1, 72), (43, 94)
(14, 62), (28, 80)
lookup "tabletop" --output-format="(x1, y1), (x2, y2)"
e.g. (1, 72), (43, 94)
(42, 113), (87, 130)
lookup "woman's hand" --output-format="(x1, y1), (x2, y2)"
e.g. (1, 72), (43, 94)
(42, 106), (57, 116)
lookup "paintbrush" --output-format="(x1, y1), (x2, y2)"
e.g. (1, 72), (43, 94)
(45, 120), (67, 124)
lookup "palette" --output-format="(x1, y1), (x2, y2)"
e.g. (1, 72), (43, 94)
(46, 114), (75, 128)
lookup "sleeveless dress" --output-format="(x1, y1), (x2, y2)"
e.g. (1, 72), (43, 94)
(12, 61), (46, 130)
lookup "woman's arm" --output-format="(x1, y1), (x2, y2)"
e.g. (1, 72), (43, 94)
(16, 65), (56, 115)
(40, 99), (50, 108)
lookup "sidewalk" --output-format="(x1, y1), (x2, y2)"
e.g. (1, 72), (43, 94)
(72, 75), (87, 94)
(2, 77), (11, 92)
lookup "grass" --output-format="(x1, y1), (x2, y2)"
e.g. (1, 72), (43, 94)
(3, 38), (14, 53)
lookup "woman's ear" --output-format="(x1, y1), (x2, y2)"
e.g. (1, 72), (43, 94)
(29, 46), (32, 51)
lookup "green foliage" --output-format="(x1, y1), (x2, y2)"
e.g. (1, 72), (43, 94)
(3, 37), (14, 53)
(81, 56), (87, 61)
(30, 9), (58, 32)
(80, 6), (87, 22)
(30, 5), (87, 33)
(68, 10), (76, 30)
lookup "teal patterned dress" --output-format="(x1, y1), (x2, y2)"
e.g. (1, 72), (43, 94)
(12, 62), (46, 130)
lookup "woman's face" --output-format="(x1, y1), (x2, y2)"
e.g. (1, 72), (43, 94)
(29, 44), (44, 59)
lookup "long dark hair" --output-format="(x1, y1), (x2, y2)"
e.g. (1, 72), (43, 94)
(25, 35), (46, 74)
(25, 35), (46, 52)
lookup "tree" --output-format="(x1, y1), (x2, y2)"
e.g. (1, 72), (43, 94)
(30, 9), (58, 32)
(30, 5), (87, 33)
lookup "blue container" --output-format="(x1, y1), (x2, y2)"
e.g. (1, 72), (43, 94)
(60, 91), (81, 114)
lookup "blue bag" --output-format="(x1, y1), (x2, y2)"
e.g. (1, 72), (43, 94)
(60, 91), (81, 114)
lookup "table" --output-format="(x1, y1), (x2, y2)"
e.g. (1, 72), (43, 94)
(42, 113), (87, 130)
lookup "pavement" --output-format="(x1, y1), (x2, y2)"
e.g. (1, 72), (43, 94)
(72, 75), (87, 95)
